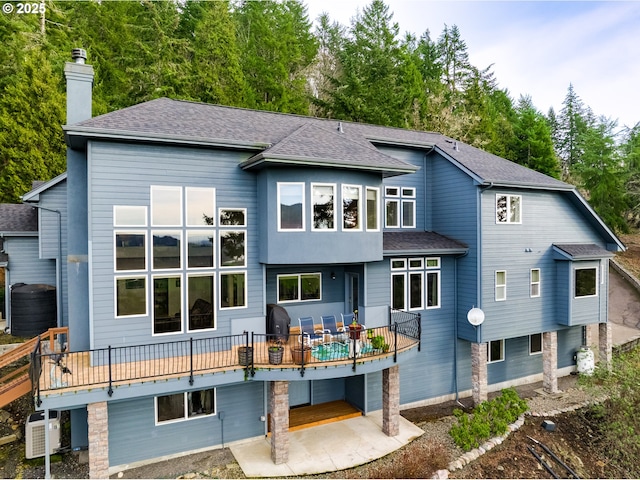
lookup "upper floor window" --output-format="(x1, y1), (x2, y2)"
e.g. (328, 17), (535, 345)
(219, 208), (246, 227)
(311, 183), (335, 231)
(151, 186), (182, 226)
(342, 185), (361, 230)
(114, 206), (146, 227)
(575, 267), (597, 298)
(366, 187), (379, 231)
(186, 187), (215, 226)
(278, 182), (304, 231)
(495, 270), (507, 301)
(496, 194), (521, 224)
(530, 268), (541, 298)
(385, 187), (415, 228)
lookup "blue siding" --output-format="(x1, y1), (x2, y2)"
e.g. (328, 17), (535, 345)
(558, 326), (584, 368)
(5, 238), (55, 286)
(312, 378), (345, 404)
(258, 169), (383, 264)
(109, 382), (264, 466)
(88, 142), (263, 349)
(487, 336), (543, 385)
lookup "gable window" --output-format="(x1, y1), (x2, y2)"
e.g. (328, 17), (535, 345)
(156, 389), (216, 424)
(277, 273), (322, 303)
(114, 206), (146, 227)
(151, 186), (182, 226)
(187, 232), (214, 269)
(366, 187), (379, 231)
(530, 268), (541, 298)
(311, 184), (335, 231)
(115, 232), (146, 271)
(575, 267), (597, 298)
(219, 231), (246, 267)
(342, 185), (361, 230)
(390, 257), (440, 311)
(152, 231), (181, 270)
(219, 208), (246, 227)
(385, 186), (415, 228)
(495, 270), (507, 301)
(496, 194), (521, 224)
(487, 339), (504, 363)
(278, 183), (304, 231)
(529, 333), (542, 355)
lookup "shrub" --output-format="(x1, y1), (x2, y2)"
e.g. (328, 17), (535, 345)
(449, 387), (528, 451)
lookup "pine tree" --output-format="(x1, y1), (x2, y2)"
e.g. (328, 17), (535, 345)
(557, 84), (588, 178)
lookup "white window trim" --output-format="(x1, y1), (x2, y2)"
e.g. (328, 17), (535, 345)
(114, 230), (147, 272)
(151, 273), (184, 336)
(408, 271), (424, 310)
(276, 273), (322, 304)
(391, 272), (406, 310)
(219, 230), (247, 268)
(186, 273), (216, 332)
(529, 334), (543, 355)
(385, 199), (400, 228)
(186, 230), (215, 270)
(390, 257), (441, 310)
(426, 270), (441, 309)
(365, 186), (380, 232)
(151, 185), (183, 227)
(114, 276), (148, 318)
(495, 270), (507, 301)
(574, 266), (598, 299)
(218, 207), (247, 227)
(219, 270), (248, 310)
(401, 199), (416, 228)
(487, 339), (505, 363)
(277, 182), (305, 232)
(530, 268), (541, 298)
(155, 389), (217, 425)
(342, 184), (362, 231)
(186, 187), (216, 227)
(151, 230), (183, 271)
(495, 193), (522, 224)
(114, 205), (147, 227)
(311, 183), (337, 232)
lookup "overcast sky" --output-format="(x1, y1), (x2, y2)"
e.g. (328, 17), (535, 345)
(305, 0), (640, 131)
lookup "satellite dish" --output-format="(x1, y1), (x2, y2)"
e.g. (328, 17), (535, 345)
(467, 307), (485, 326)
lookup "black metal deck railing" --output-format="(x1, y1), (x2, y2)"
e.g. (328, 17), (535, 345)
(31, 314), (421, 405)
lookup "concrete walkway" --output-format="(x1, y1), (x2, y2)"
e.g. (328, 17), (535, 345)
(230, 411), (423, 477)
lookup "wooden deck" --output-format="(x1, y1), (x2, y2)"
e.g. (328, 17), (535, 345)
(268, 400), (362, 433)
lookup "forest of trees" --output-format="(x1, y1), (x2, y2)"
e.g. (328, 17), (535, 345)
(1, 0), (639, 233)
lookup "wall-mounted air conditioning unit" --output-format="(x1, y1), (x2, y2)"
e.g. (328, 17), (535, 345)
(25, 410), (61, 459)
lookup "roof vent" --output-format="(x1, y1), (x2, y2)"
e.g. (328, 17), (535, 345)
(71, 48), (87, 64)
(337, 122), (344, 134)
(453, 141), (459, 151)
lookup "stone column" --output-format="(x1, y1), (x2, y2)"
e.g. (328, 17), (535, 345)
(471, 342), (487, 405)
(542, 331), (558, 393)
(269, 381), (289, 464)
(87, 401), (109, 479)
(382, 365), (400, 436)
(599, 322), (612, 371)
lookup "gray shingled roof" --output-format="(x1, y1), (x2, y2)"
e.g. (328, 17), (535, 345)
(65, 97), (572, 189)
(553, 243), (614, 259)
(0, 204), (38, 233)
(383, 231), (467, 254)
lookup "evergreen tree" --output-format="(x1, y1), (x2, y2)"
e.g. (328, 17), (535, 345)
(511, 96), (560, 178)
(556, 83), (587, 178)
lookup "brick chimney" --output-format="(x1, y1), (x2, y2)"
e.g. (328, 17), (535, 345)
(63, 48), (93, 125)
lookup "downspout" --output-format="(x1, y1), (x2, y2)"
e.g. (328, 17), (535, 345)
(475, 182), (494, 344)
(453, 250), (468, 404)
(4, 267), (9, 333)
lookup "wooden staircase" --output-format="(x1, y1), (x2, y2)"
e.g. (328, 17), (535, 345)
(0, 328), (68, 409)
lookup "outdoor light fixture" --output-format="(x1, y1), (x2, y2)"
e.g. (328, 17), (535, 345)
(331, 272), (336, 280)
(467, 307), (485, 327)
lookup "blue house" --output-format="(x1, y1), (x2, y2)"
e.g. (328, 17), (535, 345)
(16, 51), (623, 477)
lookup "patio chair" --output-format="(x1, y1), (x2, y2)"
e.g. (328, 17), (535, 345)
(298, 316), (327, 346)
(321, 315), (348, 343)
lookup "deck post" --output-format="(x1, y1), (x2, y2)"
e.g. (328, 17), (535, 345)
(471, 342), (487, 405)
(269, 381), (289, 464)
(382, 365), (400, 436)
(542, 331), (558, 393)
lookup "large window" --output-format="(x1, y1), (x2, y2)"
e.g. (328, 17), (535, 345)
(277, 273), (321, 303)
(312, 184), (335, 231)
(156, 389), (216, 424)
(496, 194), (521, 224)
(385, 187), (415, 228)
(342, 185), (361, 230)
(391, 257), (440, 311)
(114, 186), (246, 334)
(278, 183), (304, 231)
(495, 270), (507, 301)
(575, 267), (597, 298)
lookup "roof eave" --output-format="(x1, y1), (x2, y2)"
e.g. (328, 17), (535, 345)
(64, 126), (270, 151)
(240, 154), (419, 175)
(383, 247), (468, 256)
